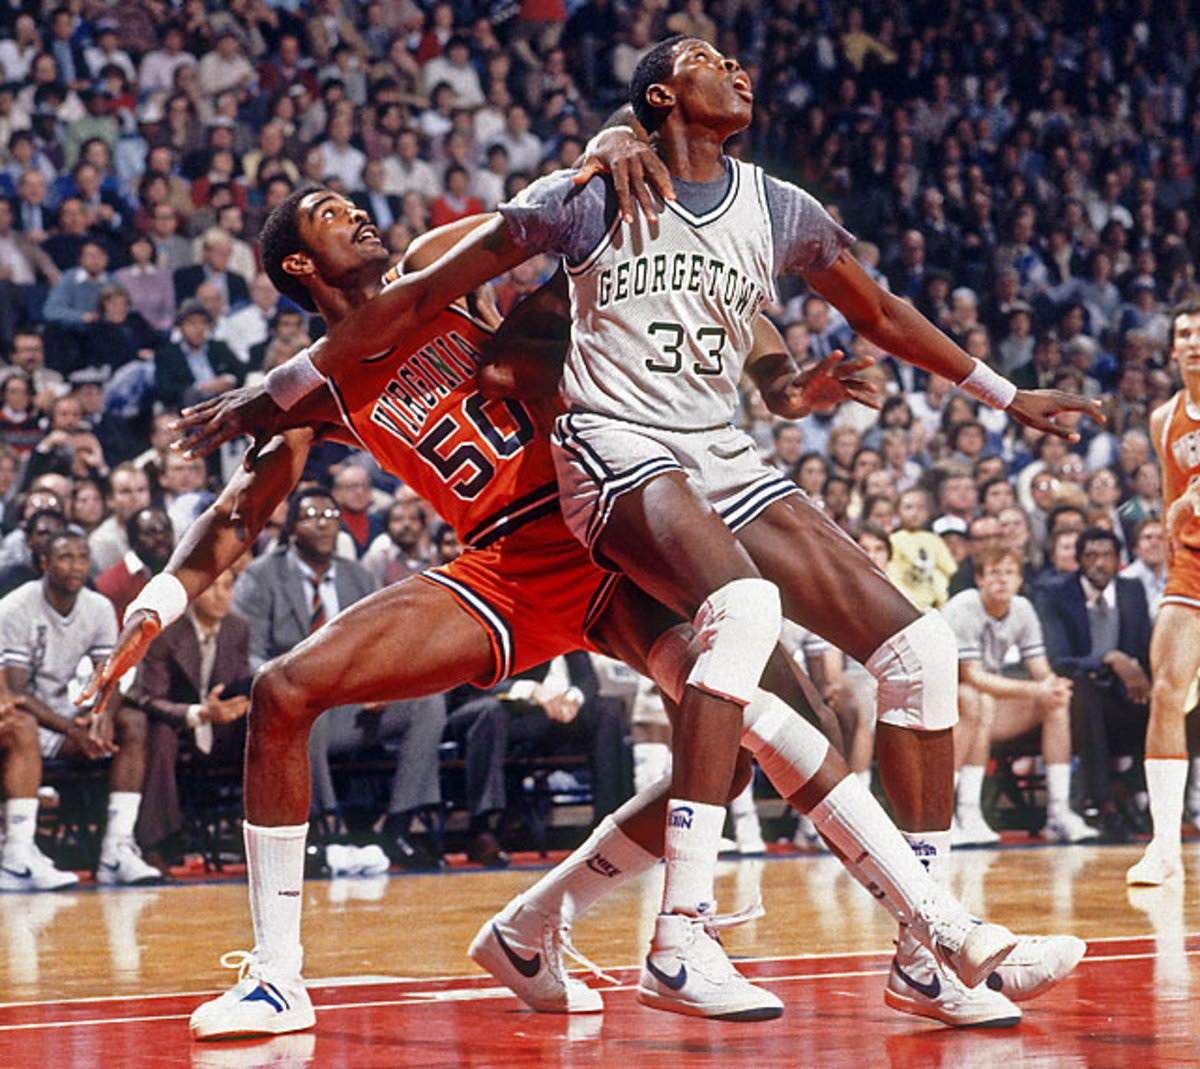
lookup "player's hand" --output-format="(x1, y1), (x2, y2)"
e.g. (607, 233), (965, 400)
(70, 712), (117, 759)
(1165, 486), (1200, 559)
(170, 383), (282, 462)
(770, 351), (881, 418)
(1038, 674), (1073, 701)
(573, 127), (675, 225)
(1007, 389), (1104, 442)
(77, 608), (163, 712)
(541, 691), (581, 724)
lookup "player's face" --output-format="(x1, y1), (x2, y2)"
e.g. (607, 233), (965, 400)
(296, 192), (388, 286)
(662, 40), (753, 135)
(1170, 311), (1200, 380)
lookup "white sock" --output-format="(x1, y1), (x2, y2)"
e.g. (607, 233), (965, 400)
(1145, 757), (1188, 852)
(661, 799), (724, 916)
(1186, 757), (1200, 813)
(3, 797), (37, 849)
(522, 814), (658, 925)
(956, 765), (985, 814)
(728, 779), (756, 820)
(901, 827), (952, 885)
(103, 792), (142, 845)
(244, 821), (308, 978)
(856, 769), (872, 790)
(1045, 762), (1072, 817)
(633, 742), (671, 794)
(808, 775), (947, 927)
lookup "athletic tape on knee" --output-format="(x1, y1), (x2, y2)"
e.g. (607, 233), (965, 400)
(741, 689), (829, 799)
(685, 578), (781, 706)
(866, 612), (959, 731)
(646, 623), (692, 705)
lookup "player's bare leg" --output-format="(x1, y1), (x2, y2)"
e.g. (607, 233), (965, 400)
(191, 577), (496, 1040)
(734, 493), (1081, 1019)
(1129, 603), (1200, 884)
(589, 472), (784, 1019)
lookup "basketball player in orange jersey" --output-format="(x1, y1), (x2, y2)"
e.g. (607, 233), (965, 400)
(177, 38), (1101, 1025)
(1128, 300), (1200, 886)
(90, 188), (1080, 1038)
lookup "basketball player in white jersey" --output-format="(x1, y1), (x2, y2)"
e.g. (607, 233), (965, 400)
(1128, 301), (1200, 885)
(176, 38), (1098, 1025)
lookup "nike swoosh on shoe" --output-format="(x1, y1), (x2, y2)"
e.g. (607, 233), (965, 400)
(1, 866), (32, 879)
(645, 958), (688, 991)
(893, 961), (941, 999)
(492, 923), (541, 978)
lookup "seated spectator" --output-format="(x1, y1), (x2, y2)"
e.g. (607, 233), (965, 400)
(173, 227), (249, 309)
(232, 487), (446, 870)
(154, 298), (244, 411)
(945, 546), (1097, 845)
(1036, 527), (1152, 840)
(95, 506), (173, 624)
(0, 506), (66, 597)
(331, 461), (384, 558)
(89, 461), (152, 576)
(0, 370), (43, 454)
(1122, 519), (1167, 622)
(69, 475), (106, 538)
(0, 479), (67, 572)
(0, 528), (160, 884)
(0, 691), (78, 891)
(428, 164), (485, 229)
(81, 283), (158, 375)
(42, 237), (111, 374)
(362, 493), (432, 587)
(8, 328), (65, 416)
(114, 232), (176, 334)
(23, 392), (108, 485)
(887, 488), (957, 609)
(129, 568), (250, 868)
(947, 512), (1004, 597)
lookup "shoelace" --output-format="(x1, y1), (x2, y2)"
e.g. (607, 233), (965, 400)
(700, 894), (766, 935)
(554, 925), (620, 987)
(219, 949), (261, 986)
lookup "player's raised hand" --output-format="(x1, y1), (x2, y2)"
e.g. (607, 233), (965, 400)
(770, 351), (881, 419)
(77, 608), (163, 714)
(171, 383), (282, 461)
(1007, 389), (1104, 442)
(573, 126), (675, 225)
(1165, 480), (1200, 559)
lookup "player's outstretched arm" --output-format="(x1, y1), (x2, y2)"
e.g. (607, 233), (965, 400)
(78, 428), (317, 711)
(479, 270), (571, 399)
(804, 250), (1103, 440)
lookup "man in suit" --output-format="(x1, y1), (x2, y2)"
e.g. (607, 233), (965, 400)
(95, 506), (174, 624)
(350, 159), (401, 232)
(1035, 526), (1152, 839)
(129, 567), (250, 864)
(172, 227), (249, 309)
(232, 487), (446, 869)
(154, 298), (245, 410)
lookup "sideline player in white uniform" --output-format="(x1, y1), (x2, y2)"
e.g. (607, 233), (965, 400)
(1128, 301), (1200, 884)
(177, 38), (1098, 1025)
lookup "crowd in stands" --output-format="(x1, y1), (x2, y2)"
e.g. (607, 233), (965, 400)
(4, 0), (1200, 886)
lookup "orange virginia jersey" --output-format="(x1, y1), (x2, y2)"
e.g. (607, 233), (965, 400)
(327, 304), (564, 548)
(1159, 389), (1200, 553)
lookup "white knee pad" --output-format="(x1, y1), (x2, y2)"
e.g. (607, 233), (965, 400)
(646, 623), (692, 705)
(741, 688), (829, 798)
(866, 612), (959, 731)
(686, 578), (781, 707)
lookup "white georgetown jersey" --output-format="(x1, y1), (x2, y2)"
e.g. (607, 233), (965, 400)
(500, 159), (853, 431)
(565, 159), (773, 429)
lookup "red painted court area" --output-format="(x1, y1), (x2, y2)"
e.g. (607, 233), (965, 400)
(1, 935), (1196, 1068)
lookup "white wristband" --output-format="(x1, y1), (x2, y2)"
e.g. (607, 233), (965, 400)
(957, 358), (1018, 410)
(126, 573), (188, 629)
(264, 348), (325, 411)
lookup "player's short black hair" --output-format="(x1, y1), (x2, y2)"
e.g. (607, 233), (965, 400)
(258, 183), (323, 313)
(1168, 299), (1200, 350)
(630, 36), (693, 135)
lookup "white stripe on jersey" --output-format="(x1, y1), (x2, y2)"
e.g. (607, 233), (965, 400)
(564, 160), (776, 431)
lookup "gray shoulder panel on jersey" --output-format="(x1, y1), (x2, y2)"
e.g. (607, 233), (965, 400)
(763, 173), (855, 278)
(498, 169), (613, 264)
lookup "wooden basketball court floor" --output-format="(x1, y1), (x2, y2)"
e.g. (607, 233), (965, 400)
(1, 840), (1198, 1067)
